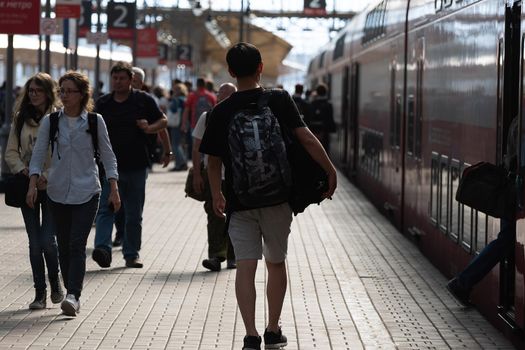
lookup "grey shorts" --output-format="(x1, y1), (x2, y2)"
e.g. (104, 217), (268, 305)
(228, 203), (293, 263)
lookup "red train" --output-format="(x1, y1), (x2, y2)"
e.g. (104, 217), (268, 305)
(307, 0), (525, 346)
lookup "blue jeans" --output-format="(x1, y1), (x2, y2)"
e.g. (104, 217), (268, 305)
(49, 195), (99, 299)
(458, 219), (516, 290)
(95, 168), (147, 260)
(95, 177), (114, 252)
(20, 196), (60, 292)
(169, 126), (187, 168)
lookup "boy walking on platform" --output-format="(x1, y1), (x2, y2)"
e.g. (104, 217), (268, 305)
(199, 43), (337, 350)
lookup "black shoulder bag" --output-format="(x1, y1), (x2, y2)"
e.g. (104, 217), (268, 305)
(455, 161), (516, 220)
(4, 173), (30, 208)
(274, 91), (328, 215)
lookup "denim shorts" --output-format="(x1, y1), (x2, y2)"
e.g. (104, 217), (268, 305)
(228, 202), (293, 263)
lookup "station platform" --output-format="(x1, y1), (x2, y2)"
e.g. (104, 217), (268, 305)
(0, 165), (515, 349)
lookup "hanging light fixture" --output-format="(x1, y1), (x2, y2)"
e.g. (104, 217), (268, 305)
(205, 14), (231, 48)
(192, 1), (204, 16)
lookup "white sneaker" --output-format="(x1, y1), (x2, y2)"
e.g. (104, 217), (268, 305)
(61, 294), (80, 316)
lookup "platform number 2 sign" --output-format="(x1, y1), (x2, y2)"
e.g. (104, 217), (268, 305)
(107, 1), (136, 39)
(176, 45), (193, 65)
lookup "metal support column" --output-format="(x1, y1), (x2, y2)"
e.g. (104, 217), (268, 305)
(239, 0), (244, 43)
(0, 35), (15, 186)
(94, 0), (102, 98)
(132, 0), (138, 66)
(44, 0), (51, 74)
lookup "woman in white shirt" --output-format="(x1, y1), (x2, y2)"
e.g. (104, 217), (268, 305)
(27, 71), (121, 317)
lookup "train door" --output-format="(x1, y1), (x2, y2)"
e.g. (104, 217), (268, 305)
(512, 0), (525, 330)
(341, 66), (350, 173)
(346, 62), (359, 175)
(403, 36), (425, 235)
(386, 42), (405, 228)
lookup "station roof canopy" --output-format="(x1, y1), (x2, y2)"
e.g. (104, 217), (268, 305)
(141, 7), (355, 80)
(203, 16), (292, 78)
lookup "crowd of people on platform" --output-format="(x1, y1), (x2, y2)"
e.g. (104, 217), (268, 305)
(3, 42), (339, 350)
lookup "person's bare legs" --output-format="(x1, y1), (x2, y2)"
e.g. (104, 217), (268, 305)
(266, 260), (287, 332)
(236, 259), (259, 336)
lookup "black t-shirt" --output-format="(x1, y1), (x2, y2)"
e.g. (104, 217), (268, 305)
(199, 87), (306, 212)
(95, 89), (163, 171)
(307, 98), (336, 133)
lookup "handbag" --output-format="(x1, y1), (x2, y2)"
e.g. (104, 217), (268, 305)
(4, 173), (30, 208)
(455, 162), (516, 220)
(184, 166), (211, 202)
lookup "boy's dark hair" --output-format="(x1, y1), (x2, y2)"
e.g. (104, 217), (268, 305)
(196, 77), (206, 88)
(110, 61), (133, 79)
(205, 80), (214, 92)
(226, 42), (262, 78)
(316, 83), (328, 97)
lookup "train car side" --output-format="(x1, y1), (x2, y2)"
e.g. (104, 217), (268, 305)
(309, 0), (525, 345)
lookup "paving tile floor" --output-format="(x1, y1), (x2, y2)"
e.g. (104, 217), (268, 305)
(0, 166), (515, 349)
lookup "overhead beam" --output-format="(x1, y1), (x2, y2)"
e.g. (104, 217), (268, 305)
(140, 7), (356, 20)
(210, 9), (355, 19)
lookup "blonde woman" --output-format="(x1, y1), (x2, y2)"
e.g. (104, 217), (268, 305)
(27, 71), (120, 316)
(5, 73), (63, 310)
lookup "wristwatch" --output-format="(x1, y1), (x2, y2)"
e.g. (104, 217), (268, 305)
(165, 151), (173, 156)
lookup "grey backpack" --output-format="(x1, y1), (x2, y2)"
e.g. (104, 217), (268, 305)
(228, 91), (292, 207)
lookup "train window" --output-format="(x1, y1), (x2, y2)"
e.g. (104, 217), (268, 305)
(395, 94), (401, 147)
(435, 0), (443, 12)
(374, 1), (387, 38)
(318, 51), (326, 69)
(439, 155), (449, 233)
(461, 162), (472, 252)
(430, 152), (439, 224)
(462, 207), (474, 252)
(407, 94), (415, 156)
(389, 64), (396, 147)
(439, 157), (449, 230)
(307, 61), (314, 74)
(476, 212), (488, 253)
(333, 34), (346, 61)
(360, 129), (383, 179)
(362, 0), (386, 45)
(449, 160), (461, 242)
(415, 57), (424, 158)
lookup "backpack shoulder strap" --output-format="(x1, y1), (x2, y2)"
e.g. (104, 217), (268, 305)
(204, 111), (210, 128)
(257, 89), (274, 109)
(87, 112), (100, 161)
(48, 111), (60, 155)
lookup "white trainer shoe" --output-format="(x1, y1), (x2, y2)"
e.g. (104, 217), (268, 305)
(61, 294), (80, 316)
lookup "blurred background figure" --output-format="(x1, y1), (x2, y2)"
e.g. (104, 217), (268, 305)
(304, 83), (336, 154)
(168, 82), (188, 171)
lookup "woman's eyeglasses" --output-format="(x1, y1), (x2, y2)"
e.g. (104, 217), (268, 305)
(59, 88), (80, 96)
(28, 88), (44, 95)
